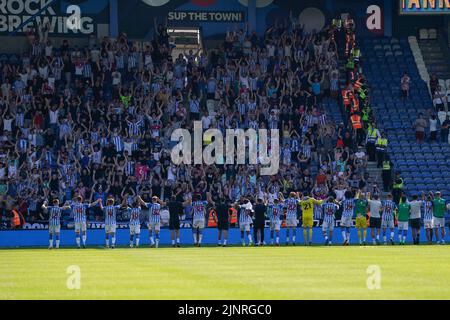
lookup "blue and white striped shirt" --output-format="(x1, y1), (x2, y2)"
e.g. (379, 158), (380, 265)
(341, 199), (355, 218)
(285, 198), (299, 220)
(192, 200), (208, 221)
(423, 201), (433, 221)
(269, 204), (284, 222)
(48, 206), (62, 226)
(128, 207), (141, 226)
(382, 200), (397, 221)
(71, 203), (89, 223)
(322, 202), (339, 223)
(104, 205), (120, 225)
(147, 203), (161, 224)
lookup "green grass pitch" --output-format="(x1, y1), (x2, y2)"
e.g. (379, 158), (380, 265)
(1, 246), (450, 299)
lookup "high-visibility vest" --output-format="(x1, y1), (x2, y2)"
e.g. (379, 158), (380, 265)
(362, 109), (369, 122)
(12, 210), (21, 227)
(393, 178), (404, 189)
(332, 19), (342, 28)
(351, 115), (362, 129)
(229, 208), (237, 224)
(367, 127), (378, 142)
(208, 209), (217, 227)
(358, 88), (366, 100)
(351, 48), (361, 61)
(376, 138), (388, 150)
(346, 59), (355, 69)
(351, 96), (360, 113)
(354, 78), (364, 91)
(382, 161), (391, 170)
(342, 90), (350, 106)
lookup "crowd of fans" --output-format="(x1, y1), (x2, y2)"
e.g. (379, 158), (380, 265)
(0, 17), (383, 228)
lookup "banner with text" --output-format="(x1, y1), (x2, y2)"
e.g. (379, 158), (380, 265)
(168, 10), (245, 22)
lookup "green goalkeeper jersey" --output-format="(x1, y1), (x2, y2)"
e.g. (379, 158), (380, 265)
(432, 198), (446, 218)
(397, 202), (410, 222)
(355, 199), (368, 216)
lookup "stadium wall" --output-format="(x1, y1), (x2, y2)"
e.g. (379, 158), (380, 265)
(0, 227), (433, 247)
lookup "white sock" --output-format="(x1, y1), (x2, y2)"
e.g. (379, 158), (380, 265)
(198, 234), (203, 244)
(342, 231), (346, 241)
(292, 236), (296, 242)
(383, 236), (386, 242)
(82, 235), (86, 244)
(248, 234), (253, 243)
(76, 237), (81, 247)
(376, 235), (380, 240)
(106, 239), (109, 246)
(276, 236), (279, 244)
(136, 238), (140, 246)
(176, 238), (180, 244)
(112, 236), (116, 246)
(390, 232), (394, 240)
(172, 239), (175, 245)
(346, 233), (350, 241)
(150, 236), (155, 244)
(56, 240), (60, 248)
(223, 239), (227, 245)
(130, 240), (133, 247)
(218, 240), (222, 245)
(49, 240), (53, 247)
(193, 234), (198, 244)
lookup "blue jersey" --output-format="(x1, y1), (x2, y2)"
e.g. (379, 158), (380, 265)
(71, 203), (88, 223)
(341, 199), (355, 218)
(128, 207), (141, 226)
(147, 203), (161, 224)
(423, 201), (433, 221)
(48, 206), (62, 226)
(285, 198), (299, 220)
(322, 203), (339, 223)
(382, 200), (397, 221)
(192, 200), (208, 221)
(104, 205), (120, 225)
(269, 204), (284, 222)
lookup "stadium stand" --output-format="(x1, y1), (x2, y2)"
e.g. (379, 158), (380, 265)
(360, 37), (450, 199)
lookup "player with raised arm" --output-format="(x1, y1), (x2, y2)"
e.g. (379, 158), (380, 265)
(432, 191), (447, 245)
(354, 191), (369, 245)
(280, 192), (300, 246)
(126, 197), (143, 248)
(299, 193), (324, 245)
(268, 196), (284, 246)
(340, 191), (356, 245)
(409, 194), (424, 245)
(423, 193), (434, 244)
(99, 196), (121, 248)
(234, 197), (254, 246)
(139, 195), (165, 248)
(183, 194), (209, 247)
(397, 195), (410, 245)
(68, 196), (101, 249)
(42, 199), (64, 249)
(367, 192), (382, 245)
(381, 193), (397, 245)
(321, 197), (340, 246)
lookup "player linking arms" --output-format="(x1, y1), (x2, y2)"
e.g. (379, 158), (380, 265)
(99, 197), (122, 248)
(299, 193), (324, 245)
(42, 199), (64, 249)
(69, 196), (101, 249)
(138, 195), (166, 248)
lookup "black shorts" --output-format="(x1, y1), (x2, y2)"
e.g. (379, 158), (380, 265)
(370, 217), (381, 228)
(410, 218), (421, 229)
(169, 219), (180, 230)
(218, 221), (229, 231)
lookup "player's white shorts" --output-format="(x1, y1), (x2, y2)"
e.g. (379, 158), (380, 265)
(285, 218), (298, 227)
(129, 224), (141, 235)
(105, 224), (116, 234)
(148, 221), (161, 232)
(340, 216), (353, 228)
(193, 219), (205, 229)
(270, 220), (282, 231)
(424, 219), (434, 229)
(433, 217), (445, 228)
(397, 221), (409, 231)
(322, 220), (335, 231)
(49, 224), (60, 234)
(239, 222), (250, 232)
(75, 221), (87, 232)
(381, 220), (395, 229)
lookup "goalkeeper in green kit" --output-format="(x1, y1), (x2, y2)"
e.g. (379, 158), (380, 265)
(432, 192), (447, 245)
(397, 196), (410, 245)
